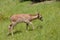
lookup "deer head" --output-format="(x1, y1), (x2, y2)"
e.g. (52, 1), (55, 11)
(37, 13), (43, 21)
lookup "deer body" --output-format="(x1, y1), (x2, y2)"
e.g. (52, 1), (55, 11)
(8, 13), (43, 36)
(10, 14), (38, 22)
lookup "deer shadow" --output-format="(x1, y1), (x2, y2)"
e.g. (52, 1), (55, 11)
(28, 25), (43, 31)
(8, 25), (43, 36)
(14, 30), (22, 34)
(37, 25), (43, 29)
(8, 30), (22, 36)
(28, 29), (34, 31)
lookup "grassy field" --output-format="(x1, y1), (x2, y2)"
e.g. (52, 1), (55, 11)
(0, 0), (60, 40)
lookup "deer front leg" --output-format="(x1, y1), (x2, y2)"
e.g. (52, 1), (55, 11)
(26, 23), (29, 30)
(29, 22), (34, 30)
(25, 20), (34, 31)
(26, 23), (29, 32)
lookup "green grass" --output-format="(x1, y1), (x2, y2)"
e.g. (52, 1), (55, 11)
(0, 0), (60, 40)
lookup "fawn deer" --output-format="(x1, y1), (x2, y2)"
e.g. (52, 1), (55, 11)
(8, 13), (43, 36)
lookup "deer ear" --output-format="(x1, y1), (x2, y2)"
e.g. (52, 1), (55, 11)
(38, 13), (39, 15)
(36, 12), (39, 18)
(35, 12), (40, 16)
(36, 12), (39, 14)
(37, 12), (39, 16)
(35, 12), (39, 15)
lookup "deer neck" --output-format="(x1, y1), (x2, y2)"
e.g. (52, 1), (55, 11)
(30, 15), (38, 21)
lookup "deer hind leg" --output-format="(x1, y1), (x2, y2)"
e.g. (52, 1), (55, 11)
(8, 23), (13, 36)
(8, 22), (17, 36)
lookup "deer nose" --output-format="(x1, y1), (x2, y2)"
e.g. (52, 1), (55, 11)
(40, 18), (43, 21)
(40, 17), (43, 21)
